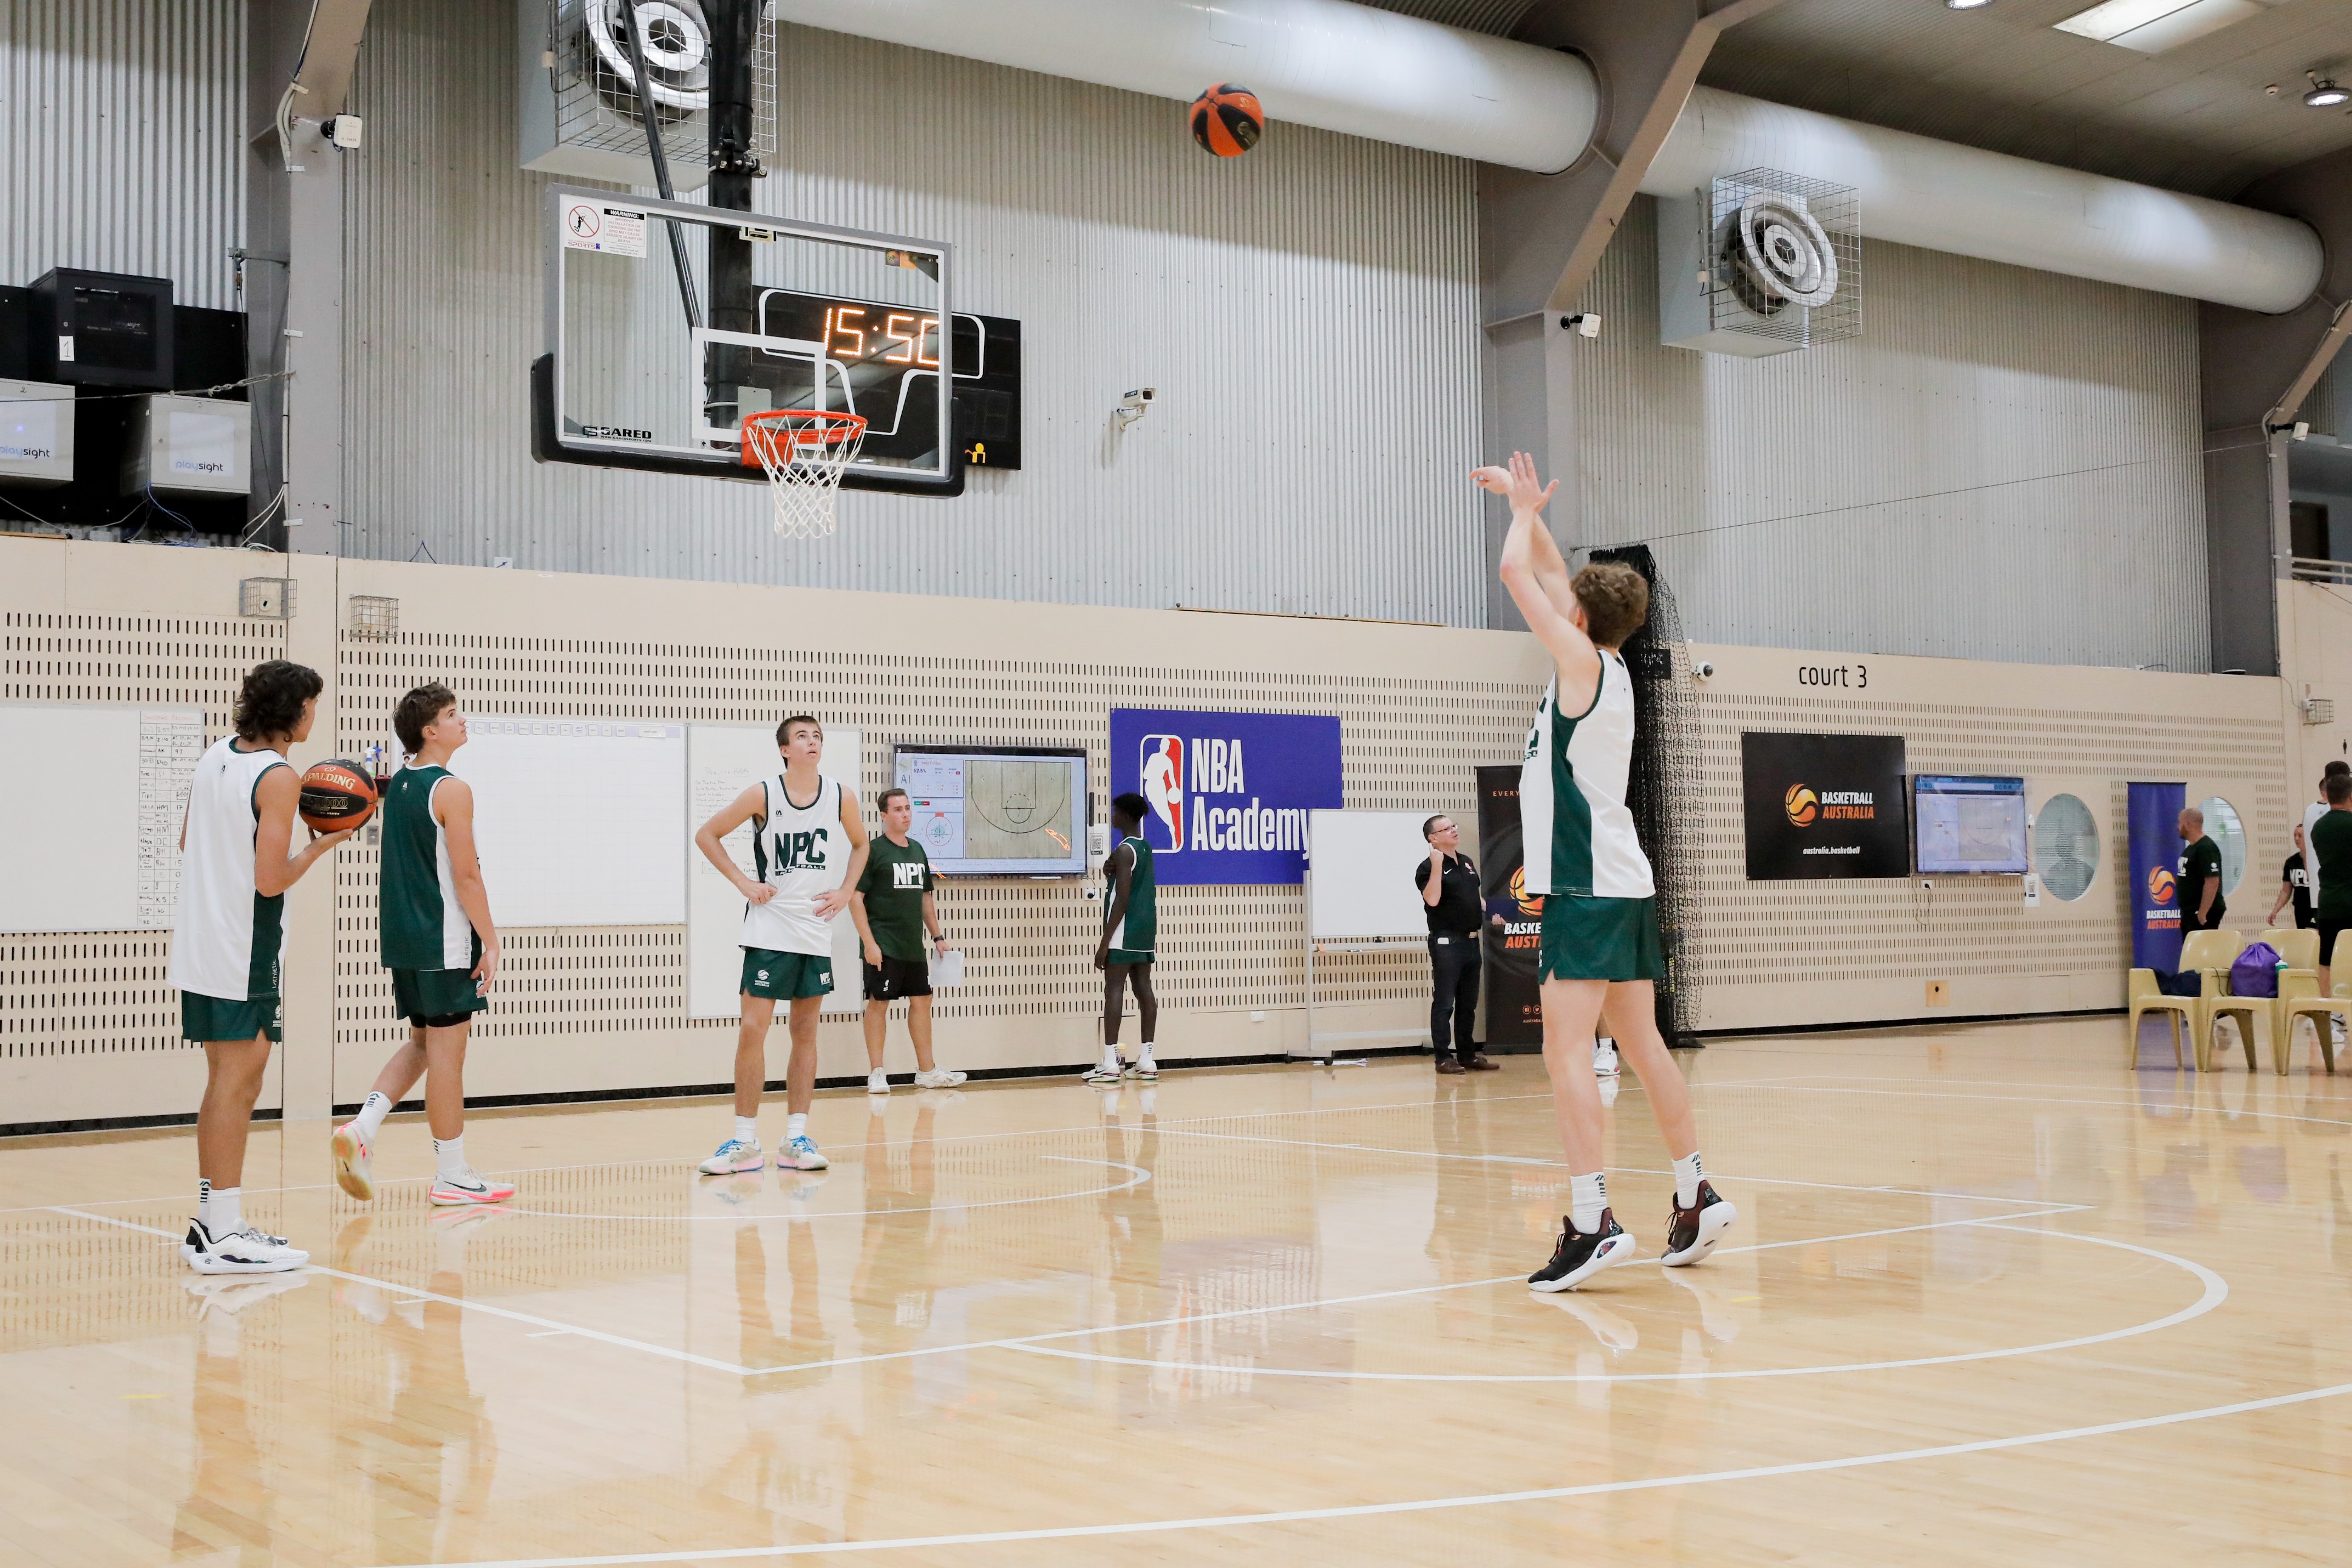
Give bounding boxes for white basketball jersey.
[1519,650,1654,900]
[739,774,845,957]
[168,736,293,1001]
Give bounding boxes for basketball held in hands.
[299,760,377,834]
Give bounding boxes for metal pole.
[622,1,701,332]
[704,0,761,422]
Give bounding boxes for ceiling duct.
[1660,169,1861,358]
[517,0,776,190]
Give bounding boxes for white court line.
[1712,1081,2352,1128]
[490,1155,1147,1224]
[1006,1221,2223,1384]
[367,1380,2352,1567]
[46,1207,757,1376]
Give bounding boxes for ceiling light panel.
[2053,0,2263,53]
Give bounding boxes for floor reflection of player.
[172,1275,305,1563]
[1100,1093,1164,1409]
[851,1099,937,1365]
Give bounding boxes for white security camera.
[325,114,363,150]
[1693,660,1715,681]
[1560,313,1602,339]
[1115,387,1156,432]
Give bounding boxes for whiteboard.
[687,723,863,1019]
[0,704,204,934]
[424,716,688,928]
[1307,809,1442,940]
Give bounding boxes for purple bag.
[2229,942,2282,999]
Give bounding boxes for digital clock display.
[754,290,1022,471]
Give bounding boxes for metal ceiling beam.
[1480,0,1791,327]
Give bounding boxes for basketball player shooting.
[693,716,869,1175]
[1476,451,1735,1291]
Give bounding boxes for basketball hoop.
[738,409,868,540]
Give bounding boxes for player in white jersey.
[1477,452,1735,1292]
[692,714,869,1174]
[169,660,353,1274]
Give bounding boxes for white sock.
[1673,1152,1705,1207]
[786,1113,809,1142]
[735,1115,760,1145]
[197,1178,212,1229]
[1569,1172,1606,1234]
[355,1091,393,1142]
[434,1134,467,1179]
[211,1186,243,1235]
[1101,1046,1121,1071]
[1138,1042,1156,1066]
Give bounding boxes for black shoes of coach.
[1660,1180,1738,1268]
[1528,1208,1635,1292]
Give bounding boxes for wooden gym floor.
[2,1017,2349,1565]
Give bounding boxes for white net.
[741,411,866,540]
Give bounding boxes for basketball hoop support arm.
[704,0,763,418]
[622,1,702,332]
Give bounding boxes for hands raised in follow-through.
[1470,451,1557,515]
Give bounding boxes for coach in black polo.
[1417,814,1497,1075]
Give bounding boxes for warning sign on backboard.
[562,202,647,258]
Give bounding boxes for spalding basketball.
[1189,83,1263,158]
[299,759,377,833]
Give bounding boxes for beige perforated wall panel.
[1,537,2319,1129]
[1,542,294,1125]
[1684,643,2293,1030]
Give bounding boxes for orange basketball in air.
[299,759,377,833]
[1189,83,1265,157]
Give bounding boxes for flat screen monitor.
[892,745,1089,877]
[1912,775,2028,875]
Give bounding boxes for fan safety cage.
[548,0,777,171]
[1700,168,1861,350]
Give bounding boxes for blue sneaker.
[698,1137,764,1175]
[780,1134,830,1171]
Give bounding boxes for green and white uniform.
[169,736,291,1042]
[1106,836,1157,965]
[1520,650,1664,982]
[739,774,841,1000]
[379,762,487,1023]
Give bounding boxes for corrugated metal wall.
[339,3,1486,625]
[1567,197,2209,671]
[0,0,244,308]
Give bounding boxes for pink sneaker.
[429,1167,516,1206]
[331,1120,375,1202]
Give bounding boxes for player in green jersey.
[1090,792,1160,1084]
[852,787,964,1093]
[333,683,512,1209]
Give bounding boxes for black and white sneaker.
[1528,1209,1636,1292]
[180,1218,311,1275]
[1660,1181,1738,1268]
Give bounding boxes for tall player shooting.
[332,683,513,1209]
[693,716,869,1173]
[1477,451,1735,1291]
[1090,792,1160,1084]
[171,660,352,1274]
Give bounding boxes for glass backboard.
[535,186,957,493]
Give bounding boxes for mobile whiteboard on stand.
[1298,809,1440,1061]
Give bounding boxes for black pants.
[1428,934,1481,1064]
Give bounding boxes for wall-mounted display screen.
[892,745,1088,877]
[1913,775,2028,875]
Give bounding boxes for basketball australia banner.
[1109,709,1343,886]
[1741,732,1909,880]
[2127,781,2187,971]
[1476,765,1542,1046]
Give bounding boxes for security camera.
[1693,660,1715,681]
[1559,313,1602,339]
[324,114,363,150]
[1115,387,1156,432]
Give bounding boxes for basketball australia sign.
[1110,708,1343,885]
[1741,731,1909,880]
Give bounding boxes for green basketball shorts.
[1537,893,1664,983]
[180,990,284,1044]
[742,947,835,1000]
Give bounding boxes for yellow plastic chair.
[2263,928,2323,1073]
[2126,929,2242,1070]
[2275,929,2344,1077]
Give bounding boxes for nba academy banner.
[1109,708,1344,885]
[1740,731,1909,880]
[2127,781,2187,970]
[1476,764,1543,1047]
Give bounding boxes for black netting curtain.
[1586,544,1702,1047]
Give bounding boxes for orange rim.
[738,409,868,464]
